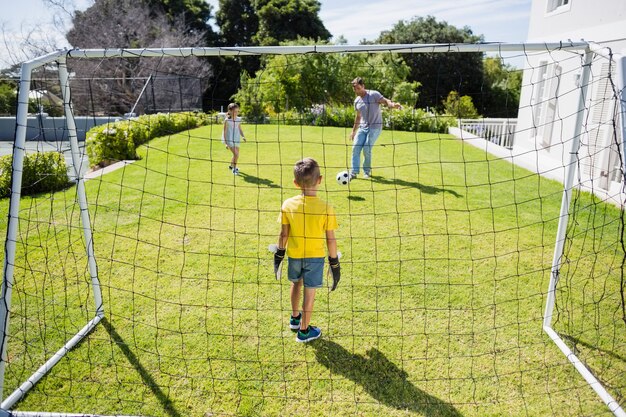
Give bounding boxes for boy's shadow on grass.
[239,171,280,188]
[370,175,461,198]
[312,339,463,417]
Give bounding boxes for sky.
[1,0,532,67]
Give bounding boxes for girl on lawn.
[222,102,246,175]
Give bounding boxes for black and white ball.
[336,171,350,185]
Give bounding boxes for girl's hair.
[227,103,239,112]
[293,158,320,188]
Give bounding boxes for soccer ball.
[336,171,350,185]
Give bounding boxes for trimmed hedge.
[0,152,70,198]
[86,112,211,169]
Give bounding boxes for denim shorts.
[288,257,325,288]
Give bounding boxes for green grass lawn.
[1,122,624,416]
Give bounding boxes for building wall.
[515,0,626,196]
[528,0,626,46]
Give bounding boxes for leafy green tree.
[481,57,523,118]
[210,0,261,110]
[216,0,258,46]
[392,81,421,107]
[377,16,484,111]
[253,0,331,45]
[233,39,410,119]
[146,0,217,41]
[211,0,331,110]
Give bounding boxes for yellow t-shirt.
[280,194,338,259]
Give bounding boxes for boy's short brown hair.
[294,158,320,188]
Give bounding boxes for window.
[532,61,561,148]
[547,0,570,14]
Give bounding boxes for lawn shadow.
[347,195,366,202]
[370,175,461,198]
[239,171,280,188]
[312,339,463,416]
[101,318,182,417]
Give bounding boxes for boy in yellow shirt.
[273,158,340,342]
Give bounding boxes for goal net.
[0,43,624,417]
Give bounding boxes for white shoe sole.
[296,329,322,343]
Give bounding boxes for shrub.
[324,105,355,127]
[86,124,138,168]
[86,112,209,168]
[384,108,453,133]
[0,152,69,198]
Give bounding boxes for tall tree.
[216,0,258,47]
[254,0,331,46]
[146,0,217,42]
[209,0,260,111]
[481,57,522,117]
[66,0,212,115]
[233,39,410,120]
[211,0,330,110]
[377,16,484,110]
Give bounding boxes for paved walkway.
[0,140,90,179]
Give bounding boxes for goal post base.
[0,314,104,412]
[543,326,626,417]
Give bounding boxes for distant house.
[514,0,626,199]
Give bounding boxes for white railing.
[458,118,517,149]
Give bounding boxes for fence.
[0,114,113,141]
[457,118,517,149]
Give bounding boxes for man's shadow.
[239,171,280,188]
[370,175,461,198]
[312,339,463,416]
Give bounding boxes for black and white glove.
[328,256,340,291]
[269,244,286,280]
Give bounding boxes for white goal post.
[0,42,624,417]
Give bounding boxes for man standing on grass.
[350,77,402,179]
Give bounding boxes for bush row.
[85,112,211,168]
[273,105,453,133]
[0,152,70,198]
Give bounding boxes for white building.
[514,0,626,200]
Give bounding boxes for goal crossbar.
[64,41,590,59]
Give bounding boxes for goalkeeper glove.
[273,247,286,280]
[328,256,340,291]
